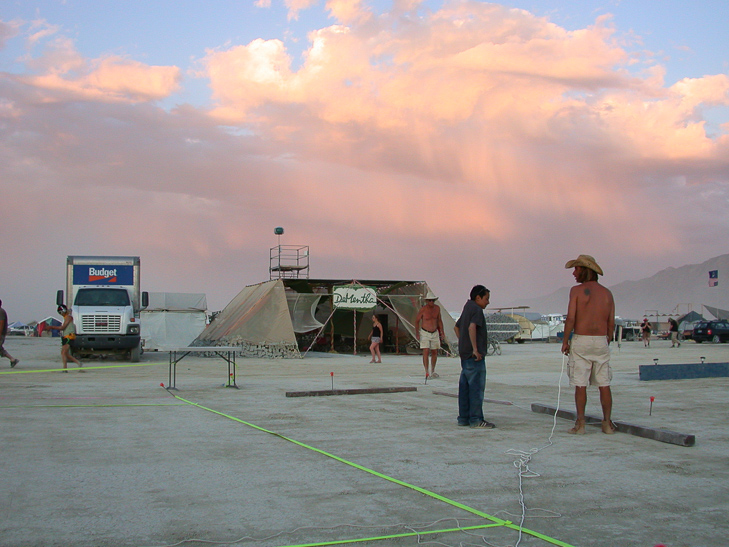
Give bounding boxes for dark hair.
[470,285,489,300]
[576,266,599,283]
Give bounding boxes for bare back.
[566,281,615,337]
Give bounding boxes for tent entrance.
[288,280,458,357]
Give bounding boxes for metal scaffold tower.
[269,227,309,280]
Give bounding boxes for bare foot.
[601,420,616,434]
[568,419,586,435]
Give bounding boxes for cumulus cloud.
[201,2,728,240]
[17,35,181,103]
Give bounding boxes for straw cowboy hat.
[564,254,604,276]
[424,290,438,300]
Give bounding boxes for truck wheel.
[130,344,142,362]
[712,335,721,344]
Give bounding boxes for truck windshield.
[74,288,130,307]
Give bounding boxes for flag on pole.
[709,270,718,287]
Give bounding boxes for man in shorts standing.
[561,255,615,435]
[0,299,20,368]
[415,290,445,378]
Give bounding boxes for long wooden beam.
[286,386,417,398]
[531,403,696,447]
[431,391,514,405]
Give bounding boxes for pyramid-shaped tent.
[195,280,299,358]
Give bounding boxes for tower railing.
[270,245,310,279]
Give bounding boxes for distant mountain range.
[519,254,729,320]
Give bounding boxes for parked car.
[692,320,729,343]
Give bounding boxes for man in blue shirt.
[454,285,494,429]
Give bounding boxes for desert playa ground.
[1,336,727,547]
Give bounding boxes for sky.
[1,0,728,323]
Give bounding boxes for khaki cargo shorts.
[567,334,612,387]
[419,329,441,350]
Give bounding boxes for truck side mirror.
[56,290,64,306]
[142,291,149,309]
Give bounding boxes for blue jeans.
[458,357,486,425]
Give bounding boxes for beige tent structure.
[194,278,458,358]
[195,280,299,358]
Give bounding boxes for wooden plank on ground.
[432,391,513,405]
[286,386,417,398]
[531,403,696,447]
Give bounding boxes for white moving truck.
[56,256,149,361]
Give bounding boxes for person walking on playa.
[368,315,383,363]
[668,317,681,348]
[561,255,616,435]
[454,285,494,429]
[415,290,445,378]
[0,299,20,368]
[46,305,83,372]
[640,318,652,347]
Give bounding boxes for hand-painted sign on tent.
[333,285,377,310]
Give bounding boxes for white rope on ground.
[505,353,567,547]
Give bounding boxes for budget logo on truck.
[73,265,134,286]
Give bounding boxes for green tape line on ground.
[170,393,575,547]
[279,523,503,547]
[0,403,185,408]
[0,362,165,374]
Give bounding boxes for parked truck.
[56,256,149,362]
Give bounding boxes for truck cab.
[57,256,148,362]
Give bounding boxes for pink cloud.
[325,0,373,25]
[201,3,728,216]
[26,19,60,47]
[0,19,20,49]
[1,3,728,323]
[18,37,181,103]
[672,74,729,106]
[203,6,629,132]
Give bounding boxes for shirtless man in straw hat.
[415,290,445,378]
[561,255,616,435]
